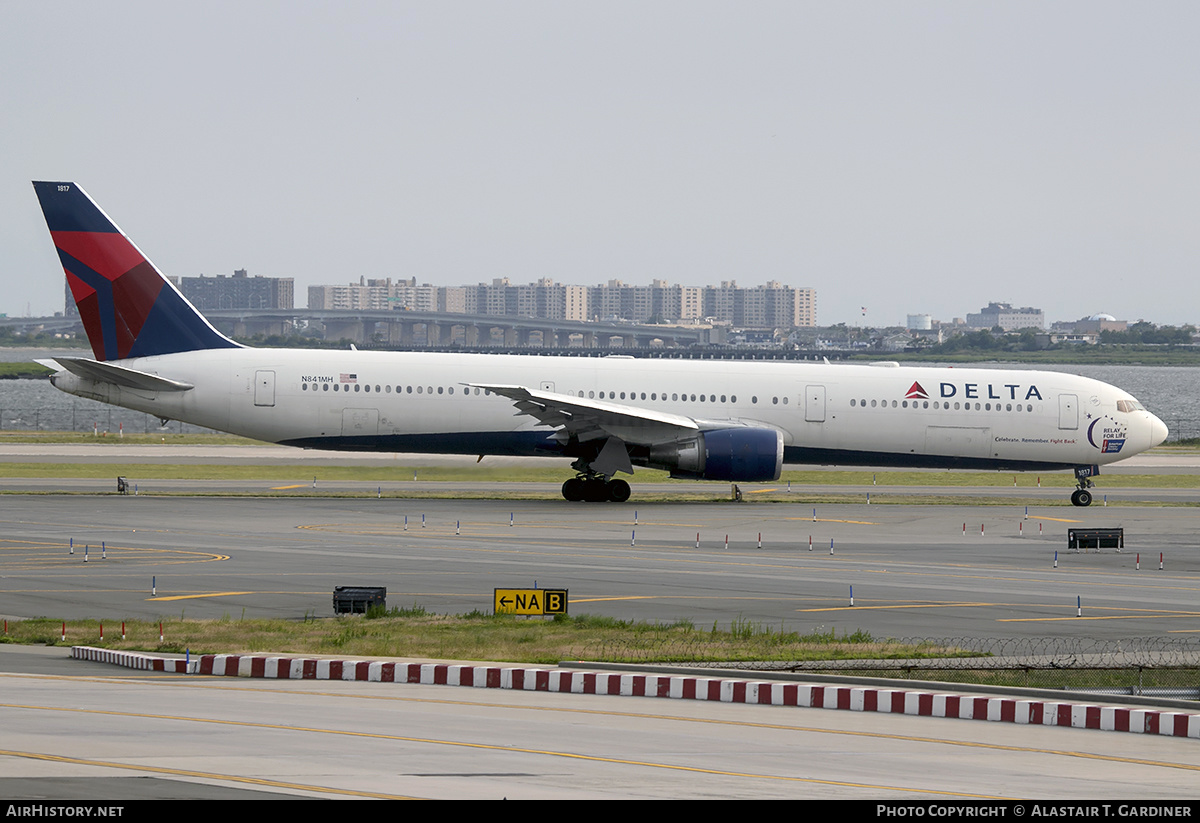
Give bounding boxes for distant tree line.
[0,326,86,348]
[914,322,1197,355]
[1099,322,1196,345]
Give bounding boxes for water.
[1,356,1197,439]
[0,349,214,433]
[948,362,1200,441]
[0,348,86,363]
[0,379,215,434]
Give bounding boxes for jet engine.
[645,428,784,482]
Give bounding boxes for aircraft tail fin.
[32,181,239,361]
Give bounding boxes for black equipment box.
[1067,528,1124,550]
[333,586,387,614]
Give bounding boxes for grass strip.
[0,614,971,665]
[11,614,1191,693]
[3,488,1192,506]
[0,461,1198,489]
[0,363,53,379]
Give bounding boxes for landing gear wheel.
[608,479,631,502]
[562,477,585,502]
[1071,488,1093,507]
[562,472,632,503]
[583,477,610,502]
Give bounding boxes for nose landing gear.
[1071,465,1099,507]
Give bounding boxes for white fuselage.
[48,349,1168,474]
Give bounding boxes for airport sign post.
[494,588,568,616]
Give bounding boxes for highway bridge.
[205,308,721,348]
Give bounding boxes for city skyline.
[175,271,1160,332]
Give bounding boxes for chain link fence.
[4,404,1197,440]
[0,405,214,435]
[1160,416,1200,442]
[4,406,1196,441]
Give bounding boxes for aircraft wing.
[36,358,194,392]
[468,383,700,445]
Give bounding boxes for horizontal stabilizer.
[36,358,194,392]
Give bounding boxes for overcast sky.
[2,1,1197,327]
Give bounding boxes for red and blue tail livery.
[32,181,238,362]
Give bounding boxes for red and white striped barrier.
[70,646,1200,739]
[72,646,190,673]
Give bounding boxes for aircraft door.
[540,381,555,393]
[254,370,276,407]
[1058,394,1078,430]
[804,385,826,422]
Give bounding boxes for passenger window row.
[299,382,805,407]
[849,398,1035,412]
[579,391,745,404]
[302,383,491,396]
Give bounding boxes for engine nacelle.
[646,428,783,482]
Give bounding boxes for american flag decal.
[340,373,358,384]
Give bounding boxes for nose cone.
[1149,414,1169,448]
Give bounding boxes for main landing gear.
[561,442,633,502]
[561,474,631,503]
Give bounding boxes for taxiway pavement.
[4,448,1200,799]
[2,494,1198,640]
[3,644,1199,800]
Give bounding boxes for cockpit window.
[1116,399,1145,413]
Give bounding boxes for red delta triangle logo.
[905,381,929,400]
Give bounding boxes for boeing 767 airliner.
[31,181,1168,504]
